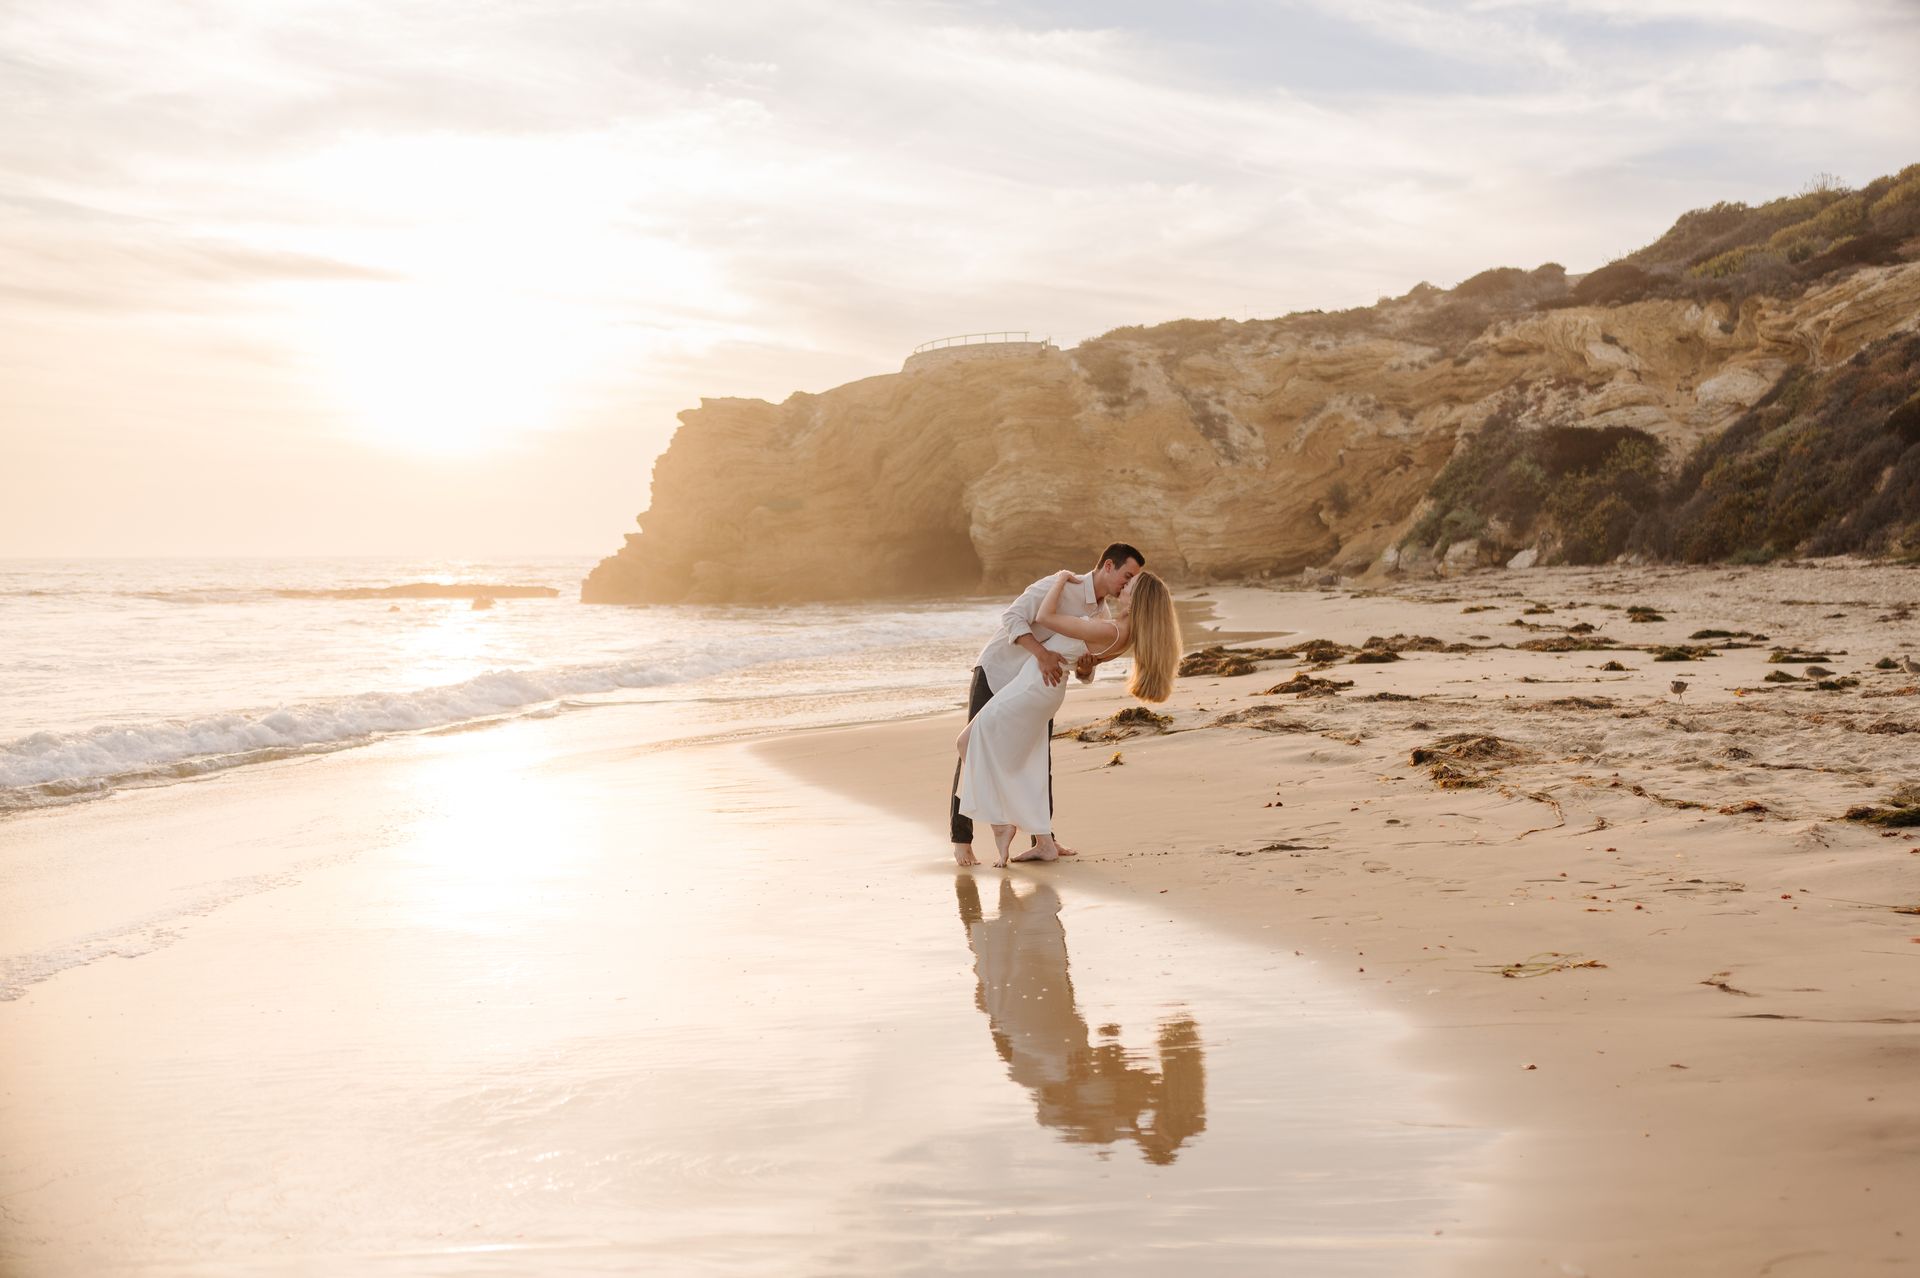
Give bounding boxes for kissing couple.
[950,542,1182,868]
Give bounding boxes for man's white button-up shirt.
[975,572,1108,694]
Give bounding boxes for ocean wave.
[1,583,564,603]
[0,611,988,810]
[274,583,563,600]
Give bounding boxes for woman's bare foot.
[1012,834,1061,863]
[952,842,979,867]
[1052,839,1079,858]
[991,824,1016,869]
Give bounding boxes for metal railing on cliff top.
[911,331,1050,354]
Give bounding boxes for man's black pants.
[950,665,1052,845]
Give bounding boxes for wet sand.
[763,558,1920,1277]
[1,696,1478,1275]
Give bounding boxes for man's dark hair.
[1098,541,1145,569]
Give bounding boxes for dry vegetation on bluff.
[585,166,1920,604]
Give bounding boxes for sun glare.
[294,282,601,455]
[269,133,729,457]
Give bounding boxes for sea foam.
[0,610,984,809]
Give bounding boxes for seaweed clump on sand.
[1071,706,1173,741]
[1289,639,1353,665]
[1652,645,1719,662]
[1208,704,1312,733]
[1362,633,1462,652]
[1263,673,1355,697]
[1179,645,1295,677]
[1409,733,1529,788]
[1519,634,1622,652]
[1843,783,1920,827]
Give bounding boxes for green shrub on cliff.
[1588,165,1918,314]
[1405,406,1666,562]
[1631,332,1920,562]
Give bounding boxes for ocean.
[0,556,1019,813]
[0,556,1482,1273]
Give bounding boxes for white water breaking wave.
[0,612,984,811]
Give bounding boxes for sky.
[2,0,1916,559]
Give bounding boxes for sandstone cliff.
[585,173,1920,604]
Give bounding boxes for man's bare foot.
[952,842,979,867]
[1053,840,1079,858]
[991,825,1016,869]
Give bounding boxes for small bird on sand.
[1805,665,1834,677]
[1904,654,1920,676]
[1670,679,1689,702]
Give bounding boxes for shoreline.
[759,561,1920,1277]
[3,681,1478,1275]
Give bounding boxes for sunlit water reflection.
[0,714,1481,1275]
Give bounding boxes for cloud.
[2,0,1917,554]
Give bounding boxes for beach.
[766,558,1920,1276]
[3,559,1918,1275]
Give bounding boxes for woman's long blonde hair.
[1124,572,1181,703]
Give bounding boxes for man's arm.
[999,576,1052,644]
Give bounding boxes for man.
[950,541,1145,867]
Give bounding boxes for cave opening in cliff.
[885,524,984,597]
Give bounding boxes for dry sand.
[762,558,1920,1278]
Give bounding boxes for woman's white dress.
[956,629,1090,836]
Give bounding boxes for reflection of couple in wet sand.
[956,876,1206,1165]
[950,542,1182,868]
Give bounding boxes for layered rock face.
[583,261,1920,604]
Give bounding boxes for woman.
[955,569,1181,867]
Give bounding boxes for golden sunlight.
[268,133,707,456]
[293,281,601,455]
